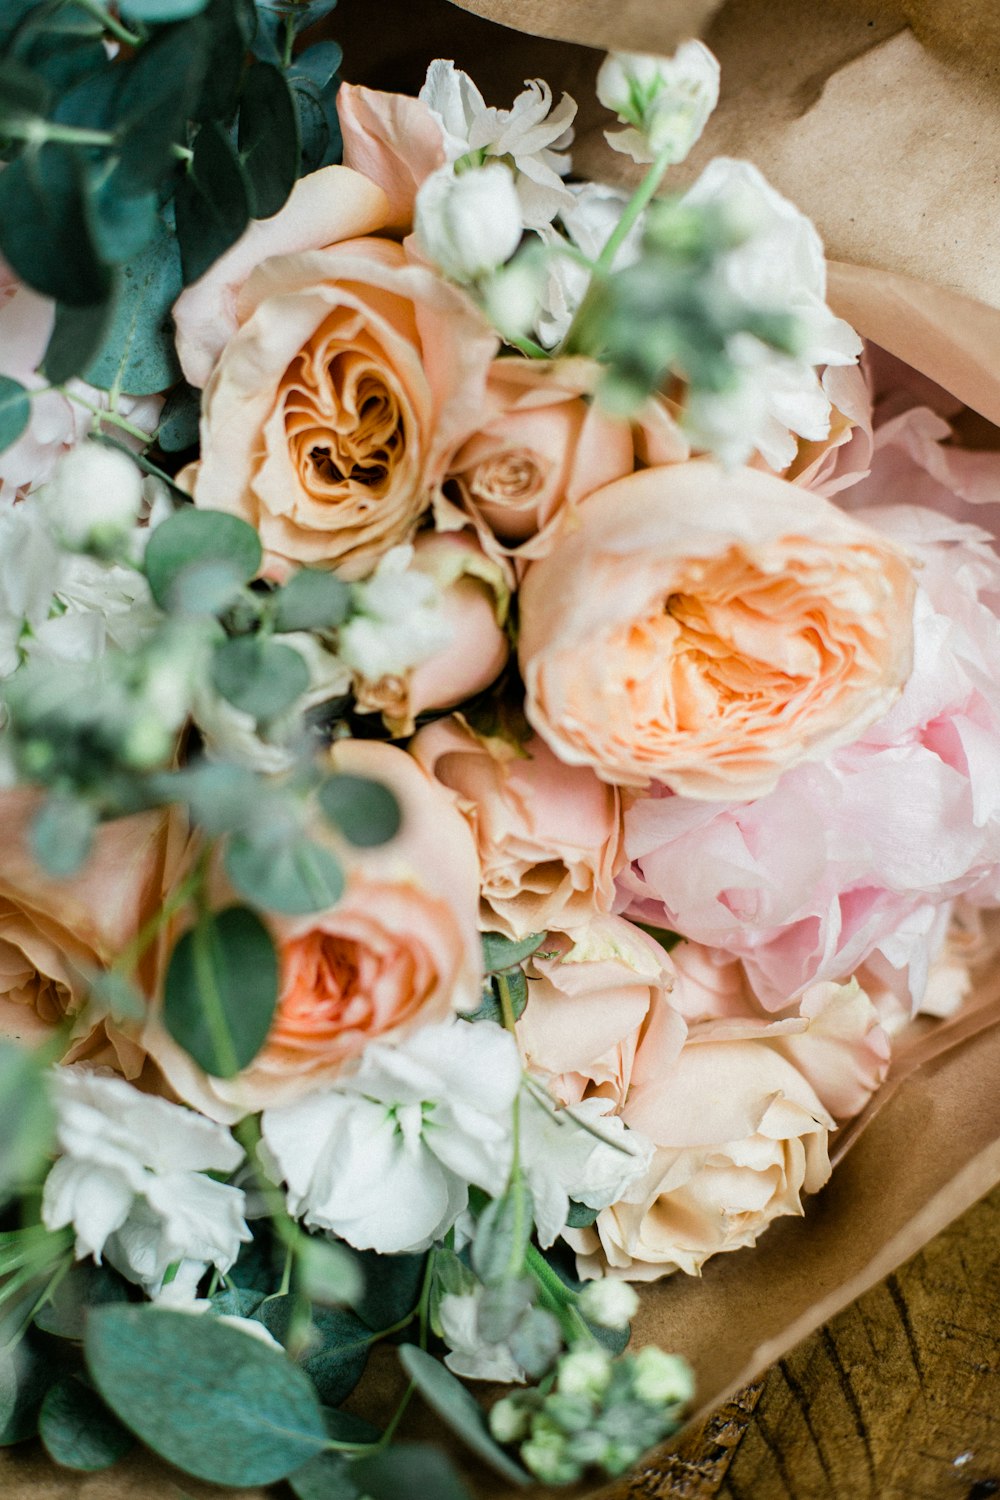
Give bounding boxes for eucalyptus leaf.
[297,1306,374,1406]
[157,381,201,453]
[289,1449,361,1500]
[0,58,52,131]
[29,795,96,878]
[352,1444,474,1500]
[175,121,253,285]
[0,377,30,455]
[0,1334,61,1446]
[84,1305,329,1485]
[295,1236,362,1308]
[194,0,255,122]
[396,1345,530,1485]
[145,507,262,613]
[85,216,183,396]
[0,1042,56,1209]
[87,182,159,269]
[273,568,349,632]
[289,40,343,87]
[507,1305,562,1379]
[352,1249,425,1334]
[476,1277,534,1344]
[39,1376,134,1472]
[120,0,210,18]
[209,1286,265,1319]
[113,22,209,195]
[85,969,146,1024]
[461,970,527,1026]
[34,1260,131,1342]
[239,61,300,219]
[317,773,401,847]
[211,635,310,721]
[163,906,279,1078]
[44,296,116,386]
[0,145,110,306]
[481,932,546,973]
[471,1180,534,1288]
[565,1199,600,1229]
[224,832,345,916]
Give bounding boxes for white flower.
[420,60,576,229]
[193,631,351,773]
[438,1288,527,1383]
[557,1346,612,1400]
[415,163,523,283]
[261,1021,521,1254]
[535,183,642,349]
[597,43,720,165]
[40,442,144,550]
[681,157,862,468]
[519,1090,654,1248]
[0,504,60,676]
[41,1068,250,1294]
[631,1347,694,1406]
[339,545,452,683]
[577,1278,639,1330]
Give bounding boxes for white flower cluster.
[596,43,720,165]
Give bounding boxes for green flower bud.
[489,1395,530,1445]
[557,1347,613,1401]
[521,1423,582,1486]
[631,1347,694,1407]
[578,1277,640,1330]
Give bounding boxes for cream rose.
[144,740,483,1120]
[437,356,686,567]
[411,719,623,940]
[0,791,187,1078]
[518,462,917,797]
[187,234,498,580]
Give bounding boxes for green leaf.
[87,182,159,269]
[274,568,349,632]
[0,377,30,455]
[209,1285,265,1319]
[0,58,52,132]
[317,774,401,848]
[352,1249,425,1334]
[176,120,252,286]
[84,1305,328,1485]
[211,635,310,721]
[85,969,147,1024]
[163,906,279,1078]
[289,1449,361,1500]
[323,1407,380,1445]
[157,381,201,452]
[144,506,262,613]
[396,1346,530,1486]
[34,1261,131,1342]
[633,922,683,951]
[225,832,345,916]
[295,1236,362,1308]
[353,1443,475,1500]
[565,1199,600,1229]
[120,0,210,18]
[39,1376,133,1472]
[113,22,208,195]
[476,1277,534,1344]
[193,0,255,122]
[0,1334,61,1446]
[461,970,527,1026]
[0,145,110,306]
[85,217,183,396]
[0,1043,56,1209]
[507,1305,562,1379]
[283,0,339,31]
[481,931,546,973]
[44,296,117,386]
[29,796,96,878]
[290,1305,373,1407]
[471,1180,535,1288]
[239,61,300,220]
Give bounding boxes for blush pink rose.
[338,82,447,232]
[0,791,188,1078]
[411,718,624,940]
[187,237,498,580]
[621,500,1000,1013]
[436,356,687,568]
[518,461,916,798]
[144,739,483,1120]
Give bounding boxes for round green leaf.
[164,906,278,1078]
[40,1376,133,1472]
[144,507,262,613]
[44,296,117,387]
[0,377,30,455]
[225,833,344,915]
[157,382,201,453]
[175,120,252,286]
[113,22,209,196]
[30,795,96,878]
[353,1443,475,1500]
[211,636,310,721]
[274,569,350,632]
[84,1305,328,1486]
[84,217,183,396]
[0,145,110,307]
[119,0,209,18]
[239,62,300,220]
[317,774,401,848]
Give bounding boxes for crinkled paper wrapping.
[5,1,1000,1494]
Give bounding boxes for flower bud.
[42,442,144,552]
[521,1420,582,1486]
[578,1277,640,1330]
[489,1395,530,1444]
[415,163,523,283]
[630,1347,695,1407]
[597,42,720,165]
[556,1347,612,1401]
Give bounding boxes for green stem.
[72,0,144,46]
[592,142,674,278]
[282,13,295,67]
[5,121,116,149]
[278,1243,293,1297]
[505,333,549,360]
[62,391,154,445]
[524,1244,596,1348]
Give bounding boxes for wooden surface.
[611,1186,1000,1500]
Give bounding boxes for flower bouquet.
[1,1,1000,1496]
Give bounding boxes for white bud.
[42,442,144,550]
[597,42,720,165]
[578,1277,640,1330]
[631,1347,695,1407]
[415,163,523,283]
[488,1395,530,1444]
[556,1347,612,1401]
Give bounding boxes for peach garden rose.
[518,461,917,799]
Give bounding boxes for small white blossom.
[0,504,60,676]
[261,1021,521,1255]
[557,1347,612,1400]
[519,1090,654,1248]
[631,1347,695,1406]
[415,163,523,283]
[681,157,862,468]
[339,545,452,683]
[41,442,144,551]
[577,1278,639,1330]
[41,1069,250,1294]
[420,60,576,229]
[536,183,642,349]
[597,43,720,165]
[438,1288,527,1383]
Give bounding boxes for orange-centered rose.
[518,462,916,798]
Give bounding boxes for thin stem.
[592,143,674,278]
[282,13,295,67]
[72,0,144,46]
[278,1243,293,1297]
[62,390,154,445]
[505,332,549,360]
[5,121,116,149]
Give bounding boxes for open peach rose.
[144,740,483,1120]
[436,356,687,568]
[411,719,623,939]
[0,791,187,1079]
[518,462,917,798]
[188,236,498,580]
